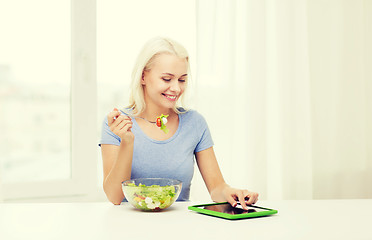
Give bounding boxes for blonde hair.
[127,36,190,115]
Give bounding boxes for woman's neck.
[140,107,175,122]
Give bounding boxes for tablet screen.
[201,203,266,215]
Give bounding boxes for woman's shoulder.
[178,108,210,136]
[178,108,206,122]
[119,107,133,116]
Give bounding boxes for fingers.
[121,122,133,132]
[116,117,132,131]
[228,189,259,210]
[225,194,238,208]
[237,191,248,210]
[215,186,259,210]
[111,115,132,132]
[245,191,259,205]
[107,108,121,126]
[108,108,132,134]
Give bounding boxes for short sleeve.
[194,114,214,153]
[99,116,121,147]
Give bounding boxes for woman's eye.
[162,78,171,81]
[179,79,186,82]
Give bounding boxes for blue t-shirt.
[99,109,214,201]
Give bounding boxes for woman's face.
[142,53,188,111]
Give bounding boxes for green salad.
[124,183,176,211]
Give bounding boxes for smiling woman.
[99,37,259,207]
[141,54,188,113]
[96,0,197,197]
[129,38,190,115]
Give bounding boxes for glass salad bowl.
[122,178,182,211]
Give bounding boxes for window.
[0,0,71,184]
[0,0,97,201]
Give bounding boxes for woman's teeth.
[163,94,177,100]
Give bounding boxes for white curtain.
[191,0,372,200]
[0,168,3,202]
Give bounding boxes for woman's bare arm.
[101,109,134,205]
[101,143,133,205]
[195,147,259,210]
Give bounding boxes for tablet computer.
[188,202,278,220]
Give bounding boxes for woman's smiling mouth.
[162,93,177,101]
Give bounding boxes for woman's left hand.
[212,184,259,210]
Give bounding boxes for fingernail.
[114,108,118,111]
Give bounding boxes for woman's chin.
[160,101,177,109]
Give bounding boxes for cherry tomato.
[156,117,161,127]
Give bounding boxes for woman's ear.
[141,71,146,85]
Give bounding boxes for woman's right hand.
[107,108,134,143]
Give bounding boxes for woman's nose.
[169,80,181,93]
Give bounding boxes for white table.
[1,200,371,240]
